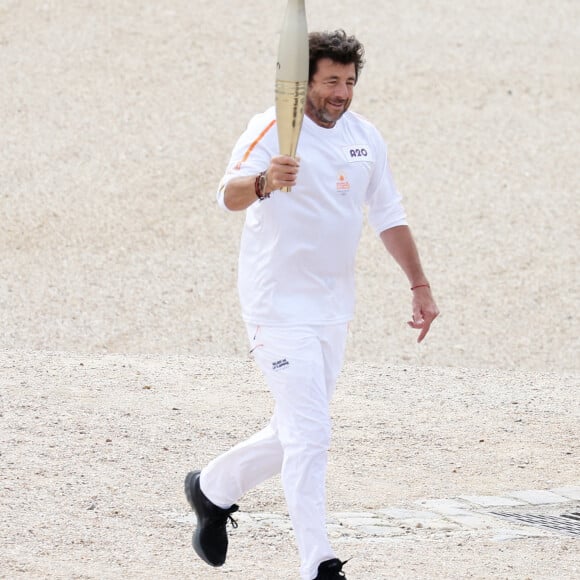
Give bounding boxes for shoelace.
[211,505,239,529]
[226,513,238,529]
[335,560,347,579]
[319,558,349,579]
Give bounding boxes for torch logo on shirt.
[336,173,350,195]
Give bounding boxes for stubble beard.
[306,97,349,128]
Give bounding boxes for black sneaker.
[184,470,239,567]
[313,558,348,579]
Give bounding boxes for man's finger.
[417,322,431,343]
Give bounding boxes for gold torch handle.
[275,0,309,193]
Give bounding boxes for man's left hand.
[407,287,439,343]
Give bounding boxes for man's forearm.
[221,156,300,211]
[223,174,267,211]
[380,225,429,287]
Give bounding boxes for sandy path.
[1,350,578,578]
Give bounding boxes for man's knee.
[278,417,331,454]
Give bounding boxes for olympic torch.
[275,0,309,192]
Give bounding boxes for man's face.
[305,58,356,128]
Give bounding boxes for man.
[185,30,439,580]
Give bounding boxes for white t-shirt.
[217,107,407,327]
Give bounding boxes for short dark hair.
[308,30,365,83]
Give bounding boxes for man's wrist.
[254,171,271,200]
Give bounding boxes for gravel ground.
[0,0,579,578]
[1,351,578,579]
[1,0,578,371]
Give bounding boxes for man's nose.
[333,83,349,99]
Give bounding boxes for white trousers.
[200,323,348,580]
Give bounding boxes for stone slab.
[417,498,472,514]
[379,507,443,520]
[507,490,570,505]
[459,495,526,507]
[549,486,580,501]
